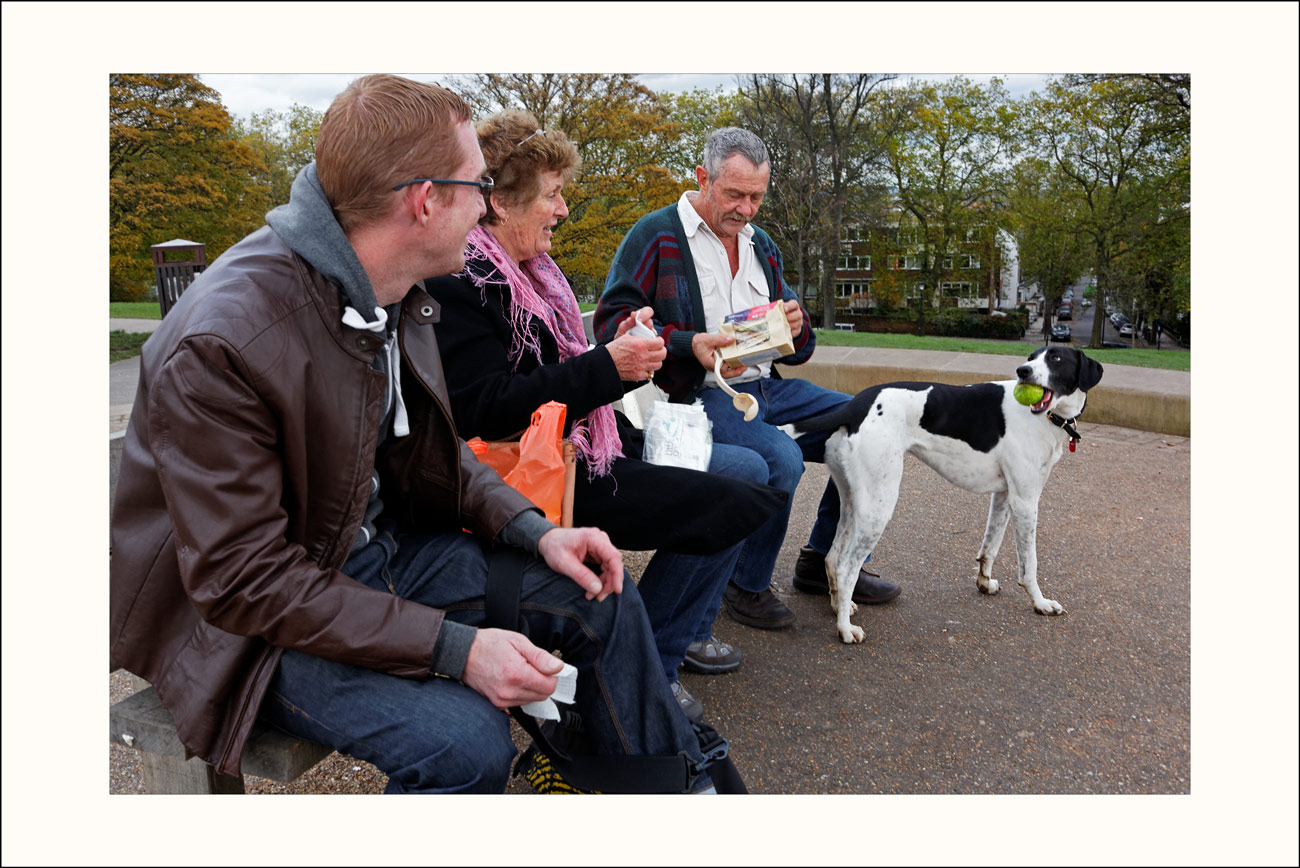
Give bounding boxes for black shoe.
[790,545,901,604]
[722,583,796,629]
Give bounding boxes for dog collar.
[1047,410,1081,452]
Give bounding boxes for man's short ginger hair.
[315,74,473,232]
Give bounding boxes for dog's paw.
[1033,598,1065,615]
[838,623,865,644]
[977,576,999,595]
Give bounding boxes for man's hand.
[462,628,563,708]
[784,299,805,339]
[537,526,624,601]
[691,332,746,379]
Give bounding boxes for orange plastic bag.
[467,401,576,527]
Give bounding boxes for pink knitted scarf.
[461,225,622,478]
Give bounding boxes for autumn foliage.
[110,75,277,300]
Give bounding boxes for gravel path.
[109,421,1190,795]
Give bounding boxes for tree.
[881,76,1017,335]
[739,74,902,328]
[662,87,744,182]
[1007,155,1091,340]
[236,103,322,209]
[110,74,269,301]
[1025,74,1190,347]
[459,74,689,300]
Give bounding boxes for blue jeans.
[697,377,852,593]
[258,528,707,793]
[634,442,768,677]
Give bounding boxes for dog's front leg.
[977,490,1011,595]
[1008,495,1064,615]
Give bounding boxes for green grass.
[111,330,150,363]
[811,329,1189,372]
[108,304,1187,372]
[110,302,163,319]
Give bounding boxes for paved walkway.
[110,318,1190,435]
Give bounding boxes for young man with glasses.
[110,74,717,794]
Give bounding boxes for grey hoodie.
[265,164,554,678]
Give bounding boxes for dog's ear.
[1077,352,1104,392]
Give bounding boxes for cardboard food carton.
[716,300,795,366]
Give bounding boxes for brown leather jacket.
[109,226,534,776]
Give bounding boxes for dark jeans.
[697,377,851,593]
[259,528,706,793]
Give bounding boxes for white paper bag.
[642,401,713,471]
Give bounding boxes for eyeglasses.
[516,129,544,147]
[392,176,495,194]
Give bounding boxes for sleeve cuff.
[496,508,555,557]
[430,619,477,680]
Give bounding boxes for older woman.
[426,110,783,723]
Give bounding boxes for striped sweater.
[594,204,815,403]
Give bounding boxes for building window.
[941,256,953,269]
[838,253,871,270]
[960,254,980,269]
[941,281,975,297]
[893,254,921,270]
[835,280,876,309]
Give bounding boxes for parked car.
[1057,308,1072,321]
[1081,298,1091,308]
[1050,323,1071,342]
[1110,313,1127,328]
[1118,323,1135,338]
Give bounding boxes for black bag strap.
[485,547,699,793]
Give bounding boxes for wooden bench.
[109,431,333,793]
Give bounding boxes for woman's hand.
[606,308,666,381]
[537,527,624,601]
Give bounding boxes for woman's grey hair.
[702,127,769,178]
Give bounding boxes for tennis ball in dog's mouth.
[1014,383,1045,406]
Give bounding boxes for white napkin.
[521,662,578,721]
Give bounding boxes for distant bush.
[931,308,1025,339]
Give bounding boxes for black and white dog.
[785,346,1104,644]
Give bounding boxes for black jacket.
[425,258,786,555]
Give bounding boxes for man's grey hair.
[702,127,769,179]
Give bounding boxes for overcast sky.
[199,72,1049,120]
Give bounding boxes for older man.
[110,75,714,793]
[595,127,901,630]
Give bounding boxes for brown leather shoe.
[790,545,901,604]
[722,583,796,629]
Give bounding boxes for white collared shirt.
[677,191,771,385]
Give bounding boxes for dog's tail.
[781,387,885,440]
